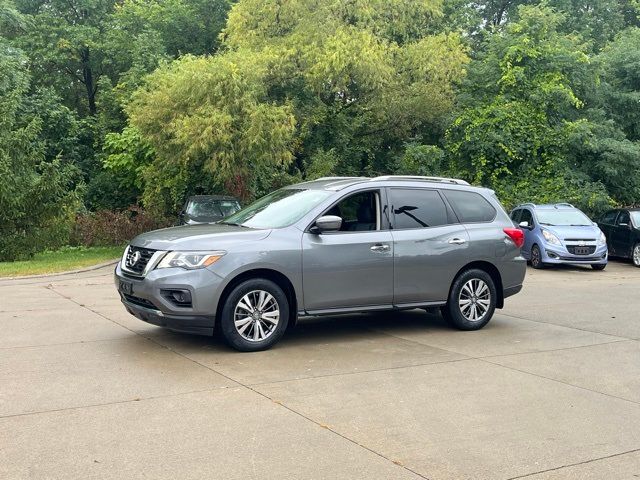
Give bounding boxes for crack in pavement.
[505,447,640,479]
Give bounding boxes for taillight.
[503,228,525,248]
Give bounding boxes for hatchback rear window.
[443,190,496,223]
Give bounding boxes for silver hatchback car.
[115,176,526,351]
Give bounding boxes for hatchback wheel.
[441,269,497,330]
[220,278,289,352]
[530,244,545,269]
[633,243,640,268]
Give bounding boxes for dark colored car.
[597,208,640,267]
[179,195,241,225]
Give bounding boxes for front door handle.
[370,244,390,252]
[448,238,466,245]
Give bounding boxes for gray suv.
[115,176,526,351]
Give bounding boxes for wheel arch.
[216,268,299,328]
[450,261,504,309]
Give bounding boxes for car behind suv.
[597,208,640,267]
[115,176,526,351]
[179,195,241,225]
[510,203,608,270]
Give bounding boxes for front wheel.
[530,244,546,269]
[633,244,640,268]
[591,264,606,271]
[441,269,497,331]
[219,278,289,352]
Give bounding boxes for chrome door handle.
[370,244,390,252]
[448,238,466,245]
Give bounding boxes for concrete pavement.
[1,261,639,479]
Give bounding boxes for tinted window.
[389,189,449,229]
[616,210,631,226]
[601,211,618,225]
[325,191,379,231]
[444,190,496,223]
[510,209,522,222]
[520,209,533,226]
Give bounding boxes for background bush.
[70,206,171,247]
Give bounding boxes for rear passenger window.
[443,190,496,223]
[389,189,449,229]
[511,209,522,223]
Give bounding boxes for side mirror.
[311,215,342,234]
[519,221,530,229]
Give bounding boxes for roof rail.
[555,202,574,208]
[371,175,470,186]
[519,202,536,208]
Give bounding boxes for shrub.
[70,206,171,247]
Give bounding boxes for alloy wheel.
[531,246,541,267]
[233,290,280,342]
[458,279,491,322]
[634,244,640,267]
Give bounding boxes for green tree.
[0,43,79,260]
[445,4,612,212]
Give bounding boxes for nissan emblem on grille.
[127,250,141,268]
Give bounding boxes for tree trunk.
[81,47,97,115]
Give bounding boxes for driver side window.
[616,211,630,226]
[520,209,533,227]
[324,191,380,232]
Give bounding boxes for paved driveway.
[1,261,640,479]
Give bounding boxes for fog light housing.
[161,289,192,308]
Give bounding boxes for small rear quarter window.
[443,190,496,223]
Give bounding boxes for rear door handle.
[370,244,390,252]
[448,238,466,245]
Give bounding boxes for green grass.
[0,246,124,278]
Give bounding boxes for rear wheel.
[530,244,546,269]
[441,269,497,331]
[591,264,606,271]
[219,278,289,352]
[633,244,640,268]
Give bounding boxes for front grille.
[567,245,596,255]
[121,293,158,310]
[123,246,156,275]
[565,238,596,242]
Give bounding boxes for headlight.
[542,229,561,245]
[598,231,606,245]
[157,251,225,270]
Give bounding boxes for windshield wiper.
[539,222,556,226]
[219,221,249,228]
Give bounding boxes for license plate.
[119,280,133,295]
[574,246,590,255]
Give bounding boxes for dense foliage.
[1,0,639,259]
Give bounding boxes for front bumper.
[539,243,608,265]
[114,263,223,335]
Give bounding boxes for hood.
[542,224,601,241]
[131,223,271,251]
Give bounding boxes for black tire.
[530,244,546,269]
[219,278,289,352]
[591,264,606,271]
[633,243,640,268]
[441,269,497,331]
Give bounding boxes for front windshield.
[187,199,240,217]
[221,188,332,229]
[631,211,640,227]
[536,209,592,226]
